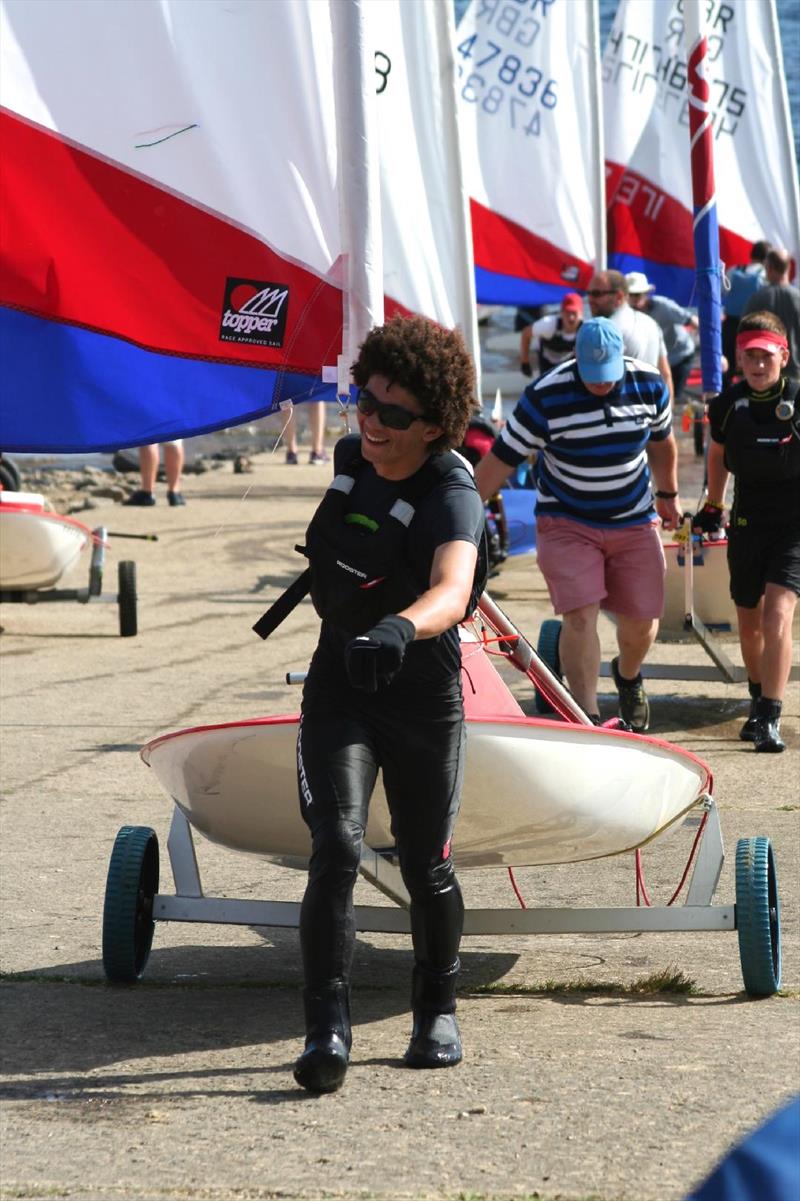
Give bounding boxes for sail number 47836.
[458,34,558,135]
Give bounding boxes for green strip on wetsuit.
[344,512,379,533]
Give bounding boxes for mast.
[588,0,606,271]
[331,0,383,398]
[683,1,722,397]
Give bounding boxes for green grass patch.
[471,966,697,997]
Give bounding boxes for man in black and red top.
[693,311,800,752]
[519,291,584,378]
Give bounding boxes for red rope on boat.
[635,810,709,907]
[507,866,526,909]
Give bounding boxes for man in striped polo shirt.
[474,318,682,731]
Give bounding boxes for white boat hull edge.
[0,493,92,590]
[143,717,709,869]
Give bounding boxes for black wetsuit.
[297,436,485,990]
[708,380,800,608]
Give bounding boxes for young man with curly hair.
[692,311,800,752]
[292,314,485,1093]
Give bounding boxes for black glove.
[520,361,533,377]
[692,502,725,535]
[344,615,416,692]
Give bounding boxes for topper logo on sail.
[219,278,289,348]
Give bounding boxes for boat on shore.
[0,490,94,590]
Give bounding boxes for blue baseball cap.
[575,317,624,384]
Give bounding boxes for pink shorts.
[536,515,666,619]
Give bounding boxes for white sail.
[603,0,800,303]
[371,0,480,370]
[455,0,604,305]
[0,0,478,450]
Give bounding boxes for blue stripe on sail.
[474,266,582,308]
[0,307,337,453]
[607,254,697,307]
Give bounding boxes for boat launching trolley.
[101,594,781,999]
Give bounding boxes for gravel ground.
[1,436,798,1201]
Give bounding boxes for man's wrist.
[654,489,678,499]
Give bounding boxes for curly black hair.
[351,314,476,450]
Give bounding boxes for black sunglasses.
[586,288,616,297]
[356,387,425,431]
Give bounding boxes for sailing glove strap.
[344,615,416,693]
[692,502,725,535]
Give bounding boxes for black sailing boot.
[752,698,785,754]
[404,962,462,1069]
[739,679,761,742]
[293,982,351,1093]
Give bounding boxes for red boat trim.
[0,503,97,541]
[141,711,712,795]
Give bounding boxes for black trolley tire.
[534,618,563,715]
[0,456,22,492]
[102,825,159,983]
[735,836,781,997]
[118,560,138,637]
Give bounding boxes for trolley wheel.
[118,560,138,637]
[102,825,159,983]
[735,836,781,997]
[0,455,21,491]
[534,618,562,715]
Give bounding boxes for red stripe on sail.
[0,108,343,376]
[470,198,593,290]
[607,161,753,271]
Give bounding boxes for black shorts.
[727,524,800,608]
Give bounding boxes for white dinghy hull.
[0,492,93,590]
[143,635,710,870]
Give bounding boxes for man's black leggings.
[296,671,466,990]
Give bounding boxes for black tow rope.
[252,567,311,640]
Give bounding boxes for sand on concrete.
[1,440,798,1201]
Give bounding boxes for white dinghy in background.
[0,490,138,637]
[0,491,92,590]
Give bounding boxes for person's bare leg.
[559,602,601,715]
[736,600,765,685]
[163,442,184,493]
[615,615,658,679]
[138,445,159,492]
[309,402,327,458]
[760,584,797,700]
[284,409,298,461]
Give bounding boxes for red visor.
[736,330,788,354]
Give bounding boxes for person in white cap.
[585,269,673,401]
[625,271,699,406]
[474,317,681,732]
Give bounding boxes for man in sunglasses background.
[586,268,674,403]
[474,317,681,733]
[292,314,486,1094]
